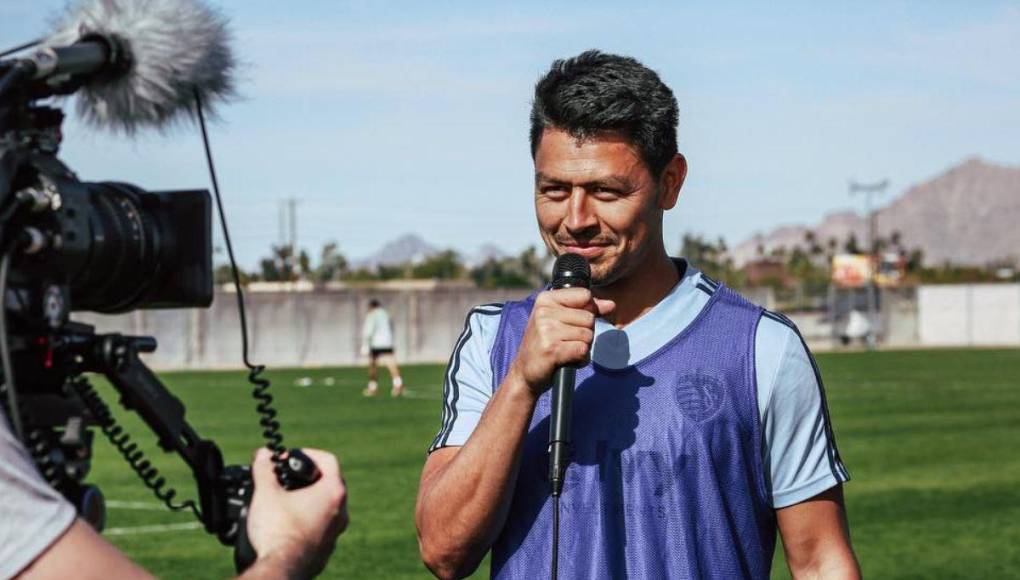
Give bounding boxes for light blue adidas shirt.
[430,260,849,508]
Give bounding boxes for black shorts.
[370,348,394,358]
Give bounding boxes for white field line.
[401,389,442,400]
[291,377,445,394]
[106,500,172,511]
[104,522,203,536]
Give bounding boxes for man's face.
[534,127,671,286]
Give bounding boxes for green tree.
[258,244,299,281]
[214,264,254,285]
[470,246,551,288]
[412,250,465,279]
[298,250,312,277]
[843,233,860,254]
[315,241,350,282]
[680,233,738,284]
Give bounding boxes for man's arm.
[16,520,152,580]
[415,289,613,579]
[776,485,860,579]
[416,373,540,579]
[756,316,858,579]
[17,448,348,580]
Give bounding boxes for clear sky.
[3,1,1018,268]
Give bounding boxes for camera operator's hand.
[510,287,615,396]
[240,448,348,579]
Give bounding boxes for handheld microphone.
[548,253,591,498]
[14,0,236,133]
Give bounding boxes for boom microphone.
[548,252,590,498]
[28,0,235,133]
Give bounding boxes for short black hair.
[530,50,679,177]
[368,299,380,308]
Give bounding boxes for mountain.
[466,243,508,267]
[730,158,1020,267]
[354,233,438,269]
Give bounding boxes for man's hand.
[511,287,615,394]
[242,448,349,579]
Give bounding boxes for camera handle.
[231,448,321,572]
[67,327,320,567]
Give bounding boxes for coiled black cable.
[70,376,201,518]
[193,90,287,476]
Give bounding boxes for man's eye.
[594,188,621,198]
[541,187,568,198]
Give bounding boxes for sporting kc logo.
[674,371,726,422]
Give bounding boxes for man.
[361,299,404,397]
[1,406,348,579]
[415,51,859,579]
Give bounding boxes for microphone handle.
[548,365,575,497]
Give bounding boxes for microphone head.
[45,0,236,134]
[551,253,591,290]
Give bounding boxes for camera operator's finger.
[250,447,281,495]
[295,448,340,481]
[295,448,349,533]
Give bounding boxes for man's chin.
[589,261,624,287]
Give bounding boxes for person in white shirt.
[361,299,404,397]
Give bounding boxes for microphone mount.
[0,34,129,102]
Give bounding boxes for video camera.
[0,1,317,571]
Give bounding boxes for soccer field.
[82,349,1020,579]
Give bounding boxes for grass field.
[83,349,1020,579]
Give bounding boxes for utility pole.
[278,200,287,248]
[288,197,298,261]
[849,179,889,349]
[278,197,300,278]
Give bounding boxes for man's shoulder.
[701,276,766,316]
[469,289,543,322]
[680,266,804,368]
[466,301,507,319]
[461,302,507,347]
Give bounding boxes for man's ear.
[657,154,687,210]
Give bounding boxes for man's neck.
[593,246,680,328]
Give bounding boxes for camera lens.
[12,170,212,313]
[71,182,162,312]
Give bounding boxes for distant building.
[742,258,791,287]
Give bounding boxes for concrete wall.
[71,283,1018,370]
[881,288,920,348]
[75,288,529,370]
[918,284,1020,346]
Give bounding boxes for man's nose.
[564,188,597,233]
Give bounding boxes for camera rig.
[12,320,253,550]
[1,47,316,571]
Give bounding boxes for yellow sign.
[875,252,906,287]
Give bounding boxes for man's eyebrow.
[534,173,632,189]
[535,172,569,185]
